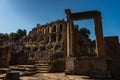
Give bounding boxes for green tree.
[78,27,90,39]
[9,32,19,40]
[0,33,9,41]
[17,29,27,39]
[74,25,79,31]
[4,33,9,40]
[0,33,4,41]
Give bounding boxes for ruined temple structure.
[0,9,120,78]
[21,9,120,78]
[23,20,66,61]
[64,9,107,75]
[23,19,94,62]
[64,9,120,78]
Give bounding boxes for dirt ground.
[20,73,93,80]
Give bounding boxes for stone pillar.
[66,21,73,57]
[56,23,59,33]
[49,36,51,43]
[94,15,106,57]
[49,27,51,33]
[65,9,75,75]
[56,34,59,43]
[66,21,70,57]
[65,9,73,57]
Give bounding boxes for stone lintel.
[70,10,101,20]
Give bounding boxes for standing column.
[65,9,73,57]
[56,34,59,43]
[49,36,51,43]
[68,20,73,57]
[94,15,106,57]
[65,9,75,75]
[66,21,70,57]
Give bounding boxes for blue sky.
[0,0,120,40]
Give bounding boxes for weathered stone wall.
[52,61,65,72]
[10,53,28,65]
[74,58,107,75]
[72,30,81,57]
[72,30,89,57]
[104,36,119,58]
[104,36,120,78]
[0,46,11,67]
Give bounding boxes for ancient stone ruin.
[26,20,66,62]
[0,9,120,79]
[64,9,120,78]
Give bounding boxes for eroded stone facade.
[104,36,120,77]
[24,20,66,61]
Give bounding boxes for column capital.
[65,9,71,20]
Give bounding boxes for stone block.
[5,71,20,80]
[65,57,76,75]
[90,70,111,79]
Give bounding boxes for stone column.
[65,9,75,75]
[56,34,59,43]
[49,27,51,33]
[66,21,73,57]
[56,23,59,33]
[66,21,70,57]
[94,15,106,57]
[49,36,51,43]
[65,9,73,57]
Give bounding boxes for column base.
[65,57,76,75]
[65,69,75,75]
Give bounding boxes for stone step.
[35,64,51,67]
[35,63,50,66]
[9,65,36,69]
[21,71,37,76]
[37,70,49,73]
[9,68,36,72]
[35,63,52,73]
[16,65,35,67]
[9,65,37,76]
[36,67,51,70]
[9,67,36,72]
[36,66,51,69]
[0,68,9,74]
[0,73,6,79]
[36,67,51,73]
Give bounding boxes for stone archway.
[64,9,106,74]
[65,9,105,58]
